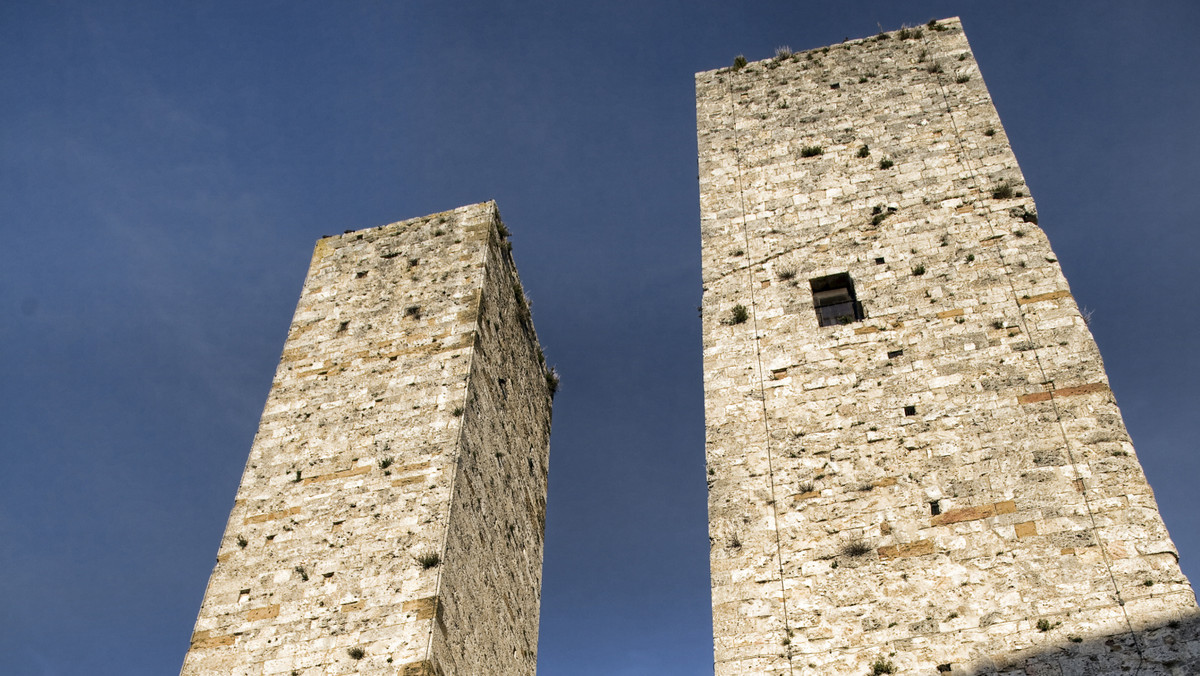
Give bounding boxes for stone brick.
[932,501,1016,527]
[1016,290,1071,306]
[244,604,279,621]
[189,630,235,649]
[403,596,439,620]
[878,540,935,560]
[242,506,300,525]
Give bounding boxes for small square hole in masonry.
[930,501,941,516]
[875,257,885,264]
[887,349,903,359]
[904,405,917,416]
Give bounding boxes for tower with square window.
[697,18,1198,675]
[180,203,553,675]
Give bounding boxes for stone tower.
[181,202,553,675]
[697,18,1198,676]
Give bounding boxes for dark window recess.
[904,405,917,416]
[930,501,941,516]
[937,664,952,673]
[887,349,904,359]
[810,273,864,327]
[875,257,886,265]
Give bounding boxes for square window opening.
[810,273,864,327]
[904,405,917,416]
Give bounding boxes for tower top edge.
[316,200,500,245]
[693,16,963,79]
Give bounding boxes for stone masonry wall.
[181,202,552,675]
[698,18,1199,676]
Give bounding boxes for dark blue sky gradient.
[2,2,1198,674]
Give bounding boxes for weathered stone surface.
[180,202,552,675]
[698,18,1199,675]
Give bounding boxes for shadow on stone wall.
[956,610,1200,676]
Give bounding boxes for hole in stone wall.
[875,257,885,264]
[937,664,952,673]
[930,501,941,516]
[904,405,917,416]
[811,273,864,327]
[887,349,903,359]
[355,271,367,278]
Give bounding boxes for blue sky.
[2,2,1198,674]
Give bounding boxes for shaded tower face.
[181,202,552,675]
[697,18,1198,676]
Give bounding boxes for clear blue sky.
[2,2,1198,674]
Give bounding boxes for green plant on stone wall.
[857,145,870,158]
[729,304,749,324]
[732,55,748,71]
[842,539,872,557]
[800,145,824,158]
[872,658,896,674]
[879,158,894,169]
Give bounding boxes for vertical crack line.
[724,73,795,674]
[923,31,1143,667]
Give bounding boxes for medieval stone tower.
[181,202,552,675]
[697,17,1199,676]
